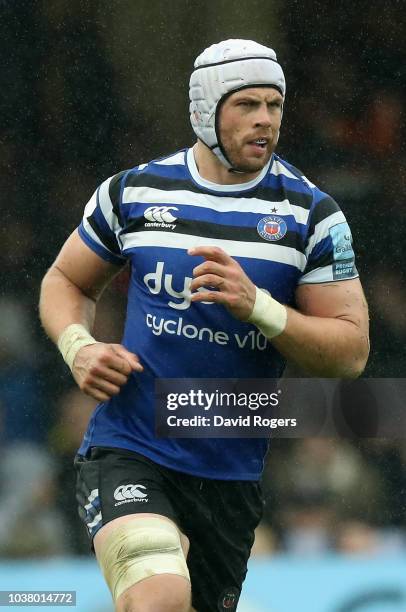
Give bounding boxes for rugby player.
[39,39,369,612]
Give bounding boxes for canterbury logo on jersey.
[144,206,178,229]
[113,484,148,506]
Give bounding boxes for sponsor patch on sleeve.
[329,222,356,280]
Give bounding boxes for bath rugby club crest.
[257,215,287,242]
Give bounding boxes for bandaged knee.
[98,518,190,602]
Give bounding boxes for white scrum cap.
[189,39,286,168]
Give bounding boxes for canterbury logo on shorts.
[113,484,149,506]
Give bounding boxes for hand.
[188,246,256,321]
[72,343,143,402]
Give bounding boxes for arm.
[271,279,369,377]
[39,230,143,401]
[188,246,369,378]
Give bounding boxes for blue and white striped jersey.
[77,147,358,480]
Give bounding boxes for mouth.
[252,138,268,148]
[246,137,269,155]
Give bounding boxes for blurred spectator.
[251,524,278,557]
[366,269,406,376]
[335,520,381,555]
[0,443,69,557]
[277,490,336,556]
[49,388,97,554]
[335,520,406,556]
[262,439,389,553]
[358,440,406,527]
[0,298,50,446]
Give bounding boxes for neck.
[193,140,262,185]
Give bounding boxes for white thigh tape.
[99,518,190,602]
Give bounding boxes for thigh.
[74,447,179,542]
[173,478,263,612]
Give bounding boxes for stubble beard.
[224,139,274,174]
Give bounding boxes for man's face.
[217,87,283,173]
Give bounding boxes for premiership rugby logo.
[257,214,287,242]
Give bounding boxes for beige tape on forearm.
[57,323,98,371]
[247,287,287,339]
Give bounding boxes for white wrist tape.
[247,287,287,339]
[57,323,98,371]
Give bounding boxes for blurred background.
[1,1,405,610]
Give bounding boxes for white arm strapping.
[247,287,287,339]
[57,323,98,371]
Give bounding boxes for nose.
[253,103,272,127]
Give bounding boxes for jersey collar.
[186,147,272,192]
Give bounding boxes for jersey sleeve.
[78,171,128,266]
[299,191,359,284]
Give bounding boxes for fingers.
[110,344,144,372]
[93,365,129,387]
[190,289,226,305]
[192,260,225,279]
[83,378,122,403]
[73,343,143,401]
[188,246,256,320]
[77,359,126,400]
[92,376,121,396]
[190,253,231,296]
[79,376,120,403]
[91,377,122,399]
[188,248,235,304]
[188,246,231,265]
[190,273,225,293]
